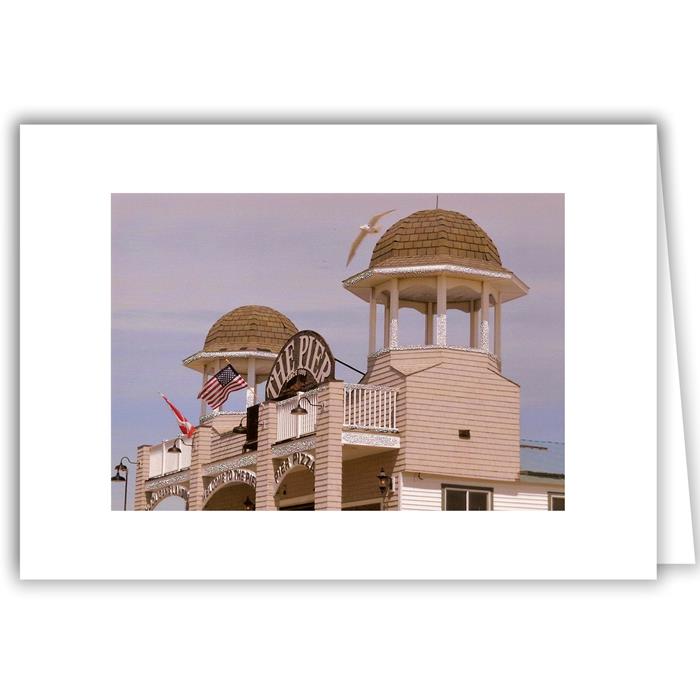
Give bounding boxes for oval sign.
[265,330,335,401]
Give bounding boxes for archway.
[274,452,315,509]
[146,485,190,511]
[202,468,257,510]
[203,482,256,511]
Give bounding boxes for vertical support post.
[246,357,257,407]
[368,286,377,355]
[436,275,447,346]
[314,381,344,510]
[425,301,434,345]
[480,282,490,351]
[254,401,278,510]
[383,299,390,348]
[200,364,209,418]
[161,440,166,476]
[133,444,151,511]
[189,425,215,511]
[389,278,399,348]
[494,291,502,359]
[470,300,479,348]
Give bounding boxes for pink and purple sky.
[112,193,564,509]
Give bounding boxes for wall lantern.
[168,437,193,454]
[243,496,255,511]
[232,416,247,434]
[377,467,392,496]
[290,392,325,416]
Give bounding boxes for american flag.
[197,363,247,410]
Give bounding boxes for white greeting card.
[20,124,664,579]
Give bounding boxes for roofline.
[182,349,278,366]
[343,263,522,287]
[520,470,565,480]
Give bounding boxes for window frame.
[441,484,494,511]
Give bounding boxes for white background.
[3,2,698,699]
[20,124,657,581]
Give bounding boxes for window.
[548,493,565,511]
[443,486,493,511]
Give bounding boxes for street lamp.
[167,437,193,454]
[112,457,136,511]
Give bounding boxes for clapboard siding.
[492,483,552,510]
[363,348,521,482]
[401,474,559,511]
[342,453,399,509]
[210,431,247,462]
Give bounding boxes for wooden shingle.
[370,209,505,271]
[203,305,298,353]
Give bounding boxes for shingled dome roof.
[203,305,298,353]
[370,209,505,271]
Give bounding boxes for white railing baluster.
[341,384,398,433]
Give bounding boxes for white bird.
[346,209,396,266]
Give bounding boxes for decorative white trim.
[200,409,246,424]
[183,350,277,366]
[342,425,399,434]
[341,431,401,448]
[480,320,489,351]
[271,436,316,457]
[368,345,498,361]
[202,452,258,476]
[145,469,190,491]
[202,468,257,504]
[274,452,315,489]
[343,382,399,392]
[389,317,399,347]
[436,313,447,346]
[146,484,190,510]
[343,264,513,288]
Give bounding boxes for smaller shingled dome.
[203,305,298,353]
[370,209,505,271]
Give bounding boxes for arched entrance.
[274,452,315,510]
[202,468,257,511]
[146,485,190,511]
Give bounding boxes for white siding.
[401,474,443,510]
[148,438,192,478]
[492,482,553,510]
[401,473,560,511]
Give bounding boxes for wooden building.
[132,209,564,511]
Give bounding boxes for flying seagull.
[346,209,396,266]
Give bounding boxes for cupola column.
[436,275,447,346]
[368,286,377,355]
[480,282,490,351]
[425,302,434,345]
[200,364,210,418]
[383,298,390,348]
[470,300,478,348]
[246,357,257,407]
[389,278,399,348]
[494,291,502,358]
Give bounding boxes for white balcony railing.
[276,389,320,442]
[276,385,399,442]
[343,384,397,432]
